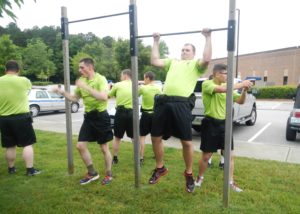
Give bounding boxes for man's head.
[121,69,132,81]
[144,71,155,84]
[79,58,95,77]
[212,63,227,83]
[181,43,196,60]
[5,60,20,73]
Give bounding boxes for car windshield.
[294,85,300,108]
[48,91,63,98]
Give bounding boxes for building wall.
[206,46,300,86]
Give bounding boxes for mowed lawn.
[0,130,300,214]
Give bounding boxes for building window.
[283,76,288,85]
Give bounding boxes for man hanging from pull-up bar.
[149,28,212,193]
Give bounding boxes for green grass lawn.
[0,130,300,214]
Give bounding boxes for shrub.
[253,85,297,99]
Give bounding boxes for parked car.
[286,85,300,141]
[191,78,257,132]
[28,88,81,117]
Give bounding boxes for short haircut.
[213,63,227,75]
[183,43,196,53]
[80,58,94,68]
[5,60,19,72]
[144,71,155,81]
[121,69,132,78]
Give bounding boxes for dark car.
[286,85,300,141]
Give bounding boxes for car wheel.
[246,107,257,126]
[71,102,79,113]
[286,118,296,141]
[30,105,40,117]
[192,125,201,132]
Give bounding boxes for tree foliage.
[0,0,36,21]
[0,34,21,75]
[0,23,170,83]
[22,38,56,81]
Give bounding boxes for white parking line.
[247,122,272,142]
[271,103,281,109]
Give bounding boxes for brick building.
[206,46,300,86]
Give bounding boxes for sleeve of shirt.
[202,80,215,95]
[163,58,172,72]
[138,86,144,96]
[196,59,208,75]
[233,90,241,102]
[108,83,117,97]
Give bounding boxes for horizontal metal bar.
[136,27,228,39]
[68,12,129,24]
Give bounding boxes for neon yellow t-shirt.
[138,83,162,112]
[108,80,132,109]
[163,59,207,97]
[0,74,31,116]
[75,73,108,112]
[202,79,240,120]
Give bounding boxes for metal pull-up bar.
[136,27,228,39]
[68,12,129,24]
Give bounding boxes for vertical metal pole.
[129,0,141,187]
[235,9,240,78]
[223,0,236,208]
[61,7,74,174]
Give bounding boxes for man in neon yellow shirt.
[194,63,253,192]
[0,60,41,176]
[54,58,113,185]
[149,28,212,193]
[108,69,133,164]
[138,71,162,165]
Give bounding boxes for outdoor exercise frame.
[61,0,236,207]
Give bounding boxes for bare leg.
[100,143,112,175]
[6,146,17,168]
[23,145,34,168]
[230,152,234,182]
[151,136,164,168]
[76,141,92,166]
[181,140,194,174]
[112,137,122,157]
[198,152,213,177]
[140,136,146,159]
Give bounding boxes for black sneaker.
[112,156,119,165]
[219,162,224,170]
[184,171,195,193]
[149,166,168,184]
[27,168,41,176]
[8,167,16,174]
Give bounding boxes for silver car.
[28,88,80,117]
[286,85,300,141]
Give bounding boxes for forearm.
[86,87,108,101]
[202,36,212,64]
[60,91,79,102]
[236,89,247,104]
[151,40,163,67]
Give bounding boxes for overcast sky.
[0,0,299,59]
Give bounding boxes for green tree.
[22,38,56,81]
[0,34,21,75]
[0,0,35,21]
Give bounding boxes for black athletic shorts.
[140,111,153,136]
[151,95,194,141]
[0,113,36,148]
[200,116,234,152]
[113,106,133,139]
[78,110,113,144]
